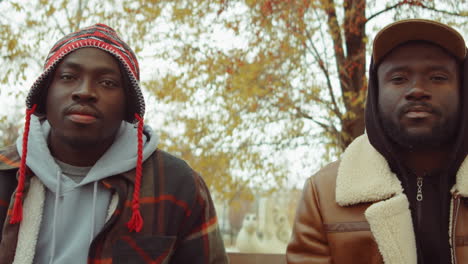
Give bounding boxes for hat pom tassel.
[10,192,24,224]
[10,104,37,224]
[126,113,144,232]
[127,203,143,232]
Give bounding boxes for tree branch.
[303,28,342,120]
[312,7,331,72]
[418,4,468,17]
[282,80,333,109]
[320,0,347,91]
[367,1,467,23]
[75,0,90,29]
[64,1,74,31]
[294,106,339,134]
[366,2,402,23]
[52,15,67,36]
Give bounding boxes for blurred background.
[0,0,466,258]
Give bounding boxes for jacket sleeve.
[170,172,228,264]
[286,177,332,264]
[0,169,17,240]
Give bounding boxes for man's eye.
[390,76,406,83]
[101,80,118,87]
[60,74,75,80]
[431,75,448,81]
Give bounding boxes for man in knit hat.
[0,24,228,263]
[287,19,467,263]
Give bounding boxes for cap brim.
[373,19,466,65]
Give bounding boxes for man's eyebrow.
[426,65,452,73]
[380,65,410,75]
[57,61,121,76]
[57,61,82,71]
[381,64,453,75]
[94,67,121,77]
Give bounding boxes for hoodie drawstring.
[127,113,144,232]
[10,104,37,224]
[90,182,98,244]
[13,106,145,234]
[49,171,62,264]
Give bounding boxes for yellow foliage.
[173,7,192,20]
[7,39,17,51]
[1,0,466,203]
[46,5,56,16]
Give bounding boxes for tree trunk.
[340,0,367,149]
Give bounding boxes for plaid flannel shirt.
[0,145,228,264]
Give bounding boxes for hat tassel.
[10,104,37,224]
[127,113,144,232]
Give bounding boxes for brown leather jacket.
[287,135,468,264]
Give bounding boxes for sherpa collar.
[336,134,468,206]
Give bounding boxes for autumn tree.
[0,0,466,194]
[193,0,467,155]
[143,0,467,180]
[0,0,287,201]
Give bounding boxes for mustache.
[63,104,103,118]
[397,102,441,118]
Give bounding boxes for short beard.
[380,114,458,150]
[62,136,98,149]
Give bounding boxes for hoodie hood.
[365,19,468,179]
[16,115,159,194]
[365,54,468,188]
[14,115,159,263]
[365,41,468,264]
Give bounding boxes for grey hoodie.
[16,115,159,264]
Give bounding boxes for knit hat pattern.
[26,23,145,123]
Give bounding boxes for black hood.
[365,54,468,187]
[364,52,468,263]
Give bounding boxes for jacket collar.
[453,158,468,196]
[337,134,468,206]
[337,134,419,264]
[336,134,403,206]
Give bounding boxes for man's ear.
[36,75,53,115]
[120,68,136,122]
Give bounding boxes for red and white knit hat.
[12,24,146,232]
[26,23,145,122]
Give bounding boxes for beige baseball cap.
[372,19,466,65]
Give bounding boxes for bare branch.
[366,2,402,22]
[303,28,342,120]
[295,106,337,132]
[64,1,73,31]
[52,15,67,35]
[295,105,341,140]
[321,0,347,91]
[417,4,467,17]
[367,1,467,23]
[75,0,90,29]
[312,7,331,72]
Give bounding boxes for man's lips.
[65,106,100,124]
[67,113,97,124]
[401,104,435,118]
[405,111,432,118]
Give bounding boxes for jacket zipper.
[451,196,460,264]
[416,175,423,230]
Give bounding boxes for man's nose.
[71,79,97,102]
[405,79,431,101]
